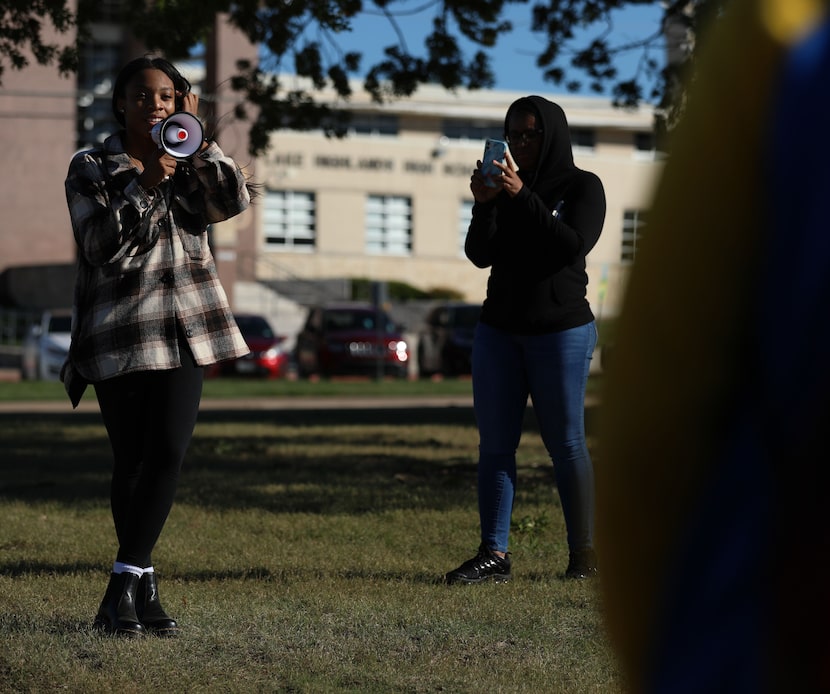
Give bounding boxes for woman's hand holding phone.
[471,145,522,202]
[470,160,502,203]
[481,139,508,186]
[495,151,523,197]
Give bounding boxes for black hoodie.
[465,96,606,334]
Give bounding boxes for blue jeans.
[472,320,597,554]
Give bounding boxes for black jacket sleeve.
[464,170,605,271]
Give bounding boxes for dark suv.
[294,303,409,378]
[416,302,480,377]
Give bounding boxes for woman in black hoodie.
[445,96,606,583]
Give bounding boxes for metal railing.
[235,251,353,308]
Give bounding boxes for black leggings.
[94,345,203,568]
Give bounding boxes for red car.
[207,313,289,379]
[294,303,409,379]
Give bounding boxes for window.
[76,42,122,149]
[442,119,498,141]
[365,195,412,255]
[570,128,596,151]
[77,0,125,23]
[234,314,276,339]
[263,190,316,251]
[634,131,655,152]
[633,131,661,160]
[349,114,398,136]
[621,210,648,263]
[458,199,474,257]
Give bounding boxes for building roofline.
[275,74,657,128]
[169,66,656,129]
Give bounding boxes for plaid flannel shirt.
[62,133,250,405]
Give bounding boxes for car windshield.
[324,310,394,333]
[453,306,481,328]
[48,315,72,333]
[235,315,275,339]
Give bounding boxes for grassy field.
[0,372,603,403]
[0,375,478,402]
[0,387,621,692]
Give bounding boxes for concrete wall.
[0,25,78,275]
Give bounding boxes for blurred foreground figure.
[598,0,830,690]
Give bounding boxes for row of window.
[349,114,654,151]
[264,190,647,262]
[622,210,647,262]
[263,191,419,255]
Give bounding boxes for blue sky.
[334,2,666,96]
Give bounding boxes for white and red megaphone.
[150,112,204,159]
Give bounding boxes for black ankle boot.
[136,572,179,636]
[565,548,599,579]
[93,572,145,636]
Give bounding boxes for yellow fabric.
[761,0,826,42]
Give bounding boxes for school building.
[0,15,662,340]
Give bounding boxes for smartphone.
[481,138,516,187]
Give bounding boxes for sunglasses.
[505,129,543,146]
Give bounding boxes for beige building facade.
[0,23,77,308]
[237,82,662,318]
[0,15,661,325]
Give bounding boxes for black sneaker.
[565,548,598,579]
[445,544,511,584]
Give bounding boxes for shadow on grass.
[0,404,599,516]
[0,558,444,587]
[0,560,106,577]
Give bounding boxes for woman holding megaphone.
[63,56,253,637]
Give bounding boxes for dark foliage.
[2,0,724,154]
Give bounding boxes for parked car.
[417,302,481,377]
[207,313,290,379]
[21,310,72,380]
[295,303,409,378]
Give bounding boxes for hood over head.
[504,96,577,199]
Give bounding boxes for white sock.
[113,562,144,577]
[143,566,154,575]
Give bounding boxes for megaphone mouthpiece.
[165,127,189,144]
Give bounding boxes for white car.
[21,310,72,380]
